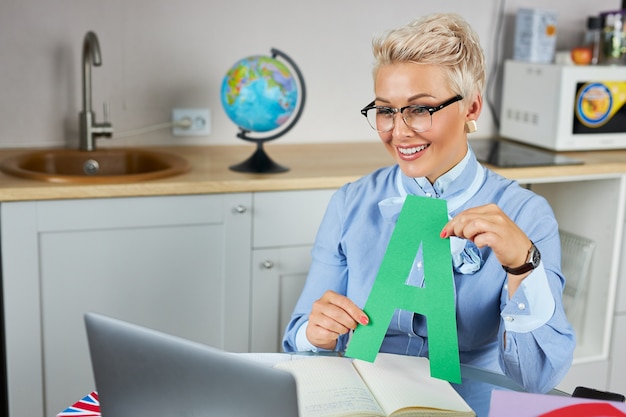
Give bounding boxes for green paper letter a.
[345,195,461,383]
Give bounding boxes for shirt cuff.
[501,261,556,333]
[295,320,320,352]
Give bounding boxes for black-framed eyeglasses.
[360,95,463,133]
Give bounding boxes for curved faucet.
[79,31,113,151]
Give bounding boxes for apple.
[571,46,593,65]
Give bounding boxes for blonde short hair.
[372,13,485,104]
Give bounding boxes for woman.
[282,13,575,416]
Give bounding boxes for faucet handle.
[102,102,110,124]
[95,101,113,139]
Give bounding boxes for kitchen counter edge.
[0,141,624,202]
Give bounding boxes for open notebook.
[275,353,475,417]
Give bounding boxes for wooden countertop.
[0,141,625,202]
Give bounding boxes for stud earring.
[465,120,477,133]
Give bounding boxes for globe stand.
[229,141,288,173]
[226,48,306,174]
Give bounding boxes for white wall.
[0,0,619,149]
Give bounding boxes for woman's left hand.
[440,203,532,273]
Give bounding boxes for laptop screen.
[84,312,299,417]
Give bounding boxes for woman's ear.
[465,92,482,120]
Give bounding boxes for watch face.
[530,245,541,267]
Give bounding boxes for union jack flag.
[57,391,101,417]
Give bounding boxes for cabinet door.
[250,246,311,352]
[250,189,335,352]
[1,194,252,417]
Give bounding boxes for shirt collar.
[396,146,485,214]
[414,148,471,196]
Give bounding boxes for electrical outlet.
[172,108,211,136]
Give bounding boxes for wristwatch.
[502,241,541,275]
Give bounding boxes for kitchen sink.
[0,148,190,184]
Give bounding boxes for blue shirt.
[282,147,575,414]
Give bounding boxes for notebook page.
[275,356,384,417]
[353,354,473,416]
[237,352,296,367]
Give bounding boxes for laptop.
[84,312,299,417]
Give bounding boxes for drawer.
[253,189,334,248]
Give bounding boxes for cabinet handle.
[262,260,275,269]
[234,205,247,214]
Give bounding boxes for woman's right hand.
[306,290,369,350]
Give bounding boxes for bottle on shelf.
[602,11,626,65]
[584,15,602,65]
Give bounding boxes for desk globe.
[221,49,306,173]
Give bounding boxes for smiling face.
[374,62,481,183]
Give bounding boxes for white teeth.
[398,144,428,155]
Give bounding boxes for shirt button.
[518,303,526,310]
[504,316,514,322]
[425,192,432,198]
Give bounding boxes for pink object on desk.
[57,391,100,417]
[489,390,626,417]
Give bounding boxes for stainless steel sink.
[0,148,190,184]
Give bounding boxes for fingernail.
[360,315,369,325]
[440,229,447,238]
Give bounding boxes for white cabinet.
[531,176,626,393]
[249,190,334,352]
[608,222,626,395]
[1,194,252,417]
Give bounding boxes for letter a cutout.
[345,195,461,383]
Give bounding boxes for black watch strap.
[502,242,541,275]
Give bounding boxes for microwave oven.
[499,60,626,151]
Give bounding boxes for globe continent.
[221,55,298,133]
